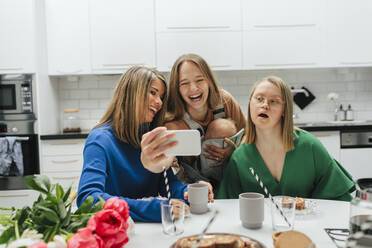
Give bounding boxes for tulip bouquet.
[0,175,130,248]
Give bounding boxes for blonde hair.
[167,53,221,120]
[94,66,167,148]
[245,76,294,152]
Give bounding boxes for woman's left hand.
[184,181,214,203]
[203,137,237,167]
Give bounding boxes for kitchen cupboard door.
[340,148,372,180]
[90,0,155,74]
[156,32,242,71]
[0,190,39,209]
[243,29,322,69]
[242,0,322,30]
[45,0,91,75]
[0,0,35,73]
[155,0,241,32]
[326,0,372,67]
[242,0,323,69]
[311,131,340,161]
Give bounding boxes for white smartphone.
[161,130,201,156]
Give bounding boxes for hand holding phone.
[160,130,201,156]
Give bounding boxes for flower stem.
[15,220,20,240]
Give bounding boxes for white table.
[126,199,350,248]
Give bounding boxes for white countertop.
[127,199,350,248]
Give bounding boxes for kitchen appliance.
[0,74,38,190]
[340,130,372,181]
[0,74,33,115]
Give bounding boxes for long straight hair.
[245,76,295,152]
[167,53,221,120]
[94,66,167,148]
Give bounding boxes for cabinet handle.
[49,142,81,146]
[52,176,79,180]
[51,159,79,164]
[253,24,316,28]
[254,63,316,67]
[102,63,144,67]
[56,69,83,74]
[167,26,230,30]
[0,67,23,71]
[0,193,29,197]
[340,62,372,65]
[210,65,232,68]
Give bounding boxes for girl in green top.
[217,76,355,201]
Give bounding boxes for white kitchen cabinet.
[40,139,85,190]
[243,29,322,69]
[89,0,155,74]
[311,131,340,161]
[242,0,323,69]
[0,0,35,73]
[155,0,241,32]
[45,0,91,75]
[325,0,372,67]
[340,148,372,180]
[0,190,38,209]
[156,32,242,71]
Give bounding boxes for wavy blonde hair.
[245,76,295,152]
[94,66,167,148]
[167,53,221,120]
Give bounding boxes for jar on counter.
[63,108,81,133]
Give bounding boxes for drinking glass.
[271,196,296,232]
[161,201,185,235]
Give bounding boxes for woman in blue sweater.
[77,66,200,222]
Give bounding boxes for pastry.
[281,197,306,210]
[175,234,254,248]
[272,230,315,248]
[295,197,306,210]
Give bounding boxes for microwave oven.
[0,74,33,115]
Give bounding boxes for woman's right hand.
[140,127,178,173]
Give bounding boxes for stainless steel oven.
[0,74,38,189]
[0,116,39,189]
[0,74,33,115]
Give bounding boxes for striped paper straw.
[249,167,292,228]
[163,166,176,232]
[192,210,219,248]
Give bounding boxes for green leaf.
[74,196,94,215]
[0,226,15,244]
[56,184,64,201]
[58,199,67,219]
[36,206,59,223]
[39,175,52,193]
[62,186,72,203]
[61,206,72,227]
[91,196,105,213]
[24,177,48,194]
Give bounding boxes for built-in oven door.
[0,83,22,114]
[0,134,39,190]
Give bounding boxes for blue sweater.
[77,125,188,222]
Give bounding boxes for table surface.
[126,199,349,248]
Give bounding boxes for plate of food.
[294,197,318,216]
[170,232,267,248]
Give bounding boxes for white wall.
[57,67,372,132]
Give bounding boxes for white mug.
[239,192,264,229]
[188,183,209,214]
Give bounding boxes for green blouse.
[217,129,355,201]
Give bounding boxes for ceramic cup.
[188,183,209,214]
[239,192,264,229]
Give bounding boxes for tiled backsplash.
[58,68,372,131]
